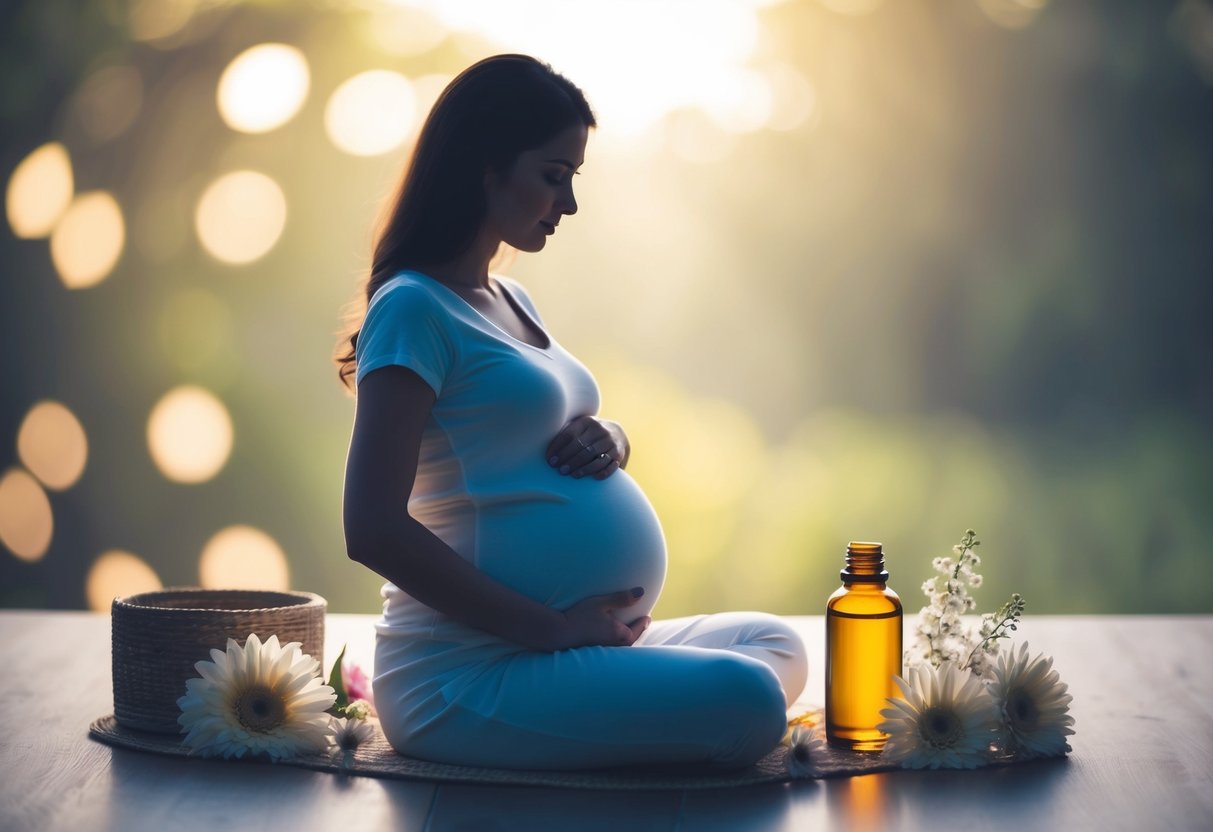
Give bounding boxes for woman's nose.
[560,187,578,216]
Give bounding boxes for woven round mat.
[88,714,900,790]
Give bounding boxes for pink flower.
[342,660,375,714]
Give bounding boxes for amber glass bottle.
[826,541,902,751]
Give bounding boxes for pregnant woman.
[337,54,808,770]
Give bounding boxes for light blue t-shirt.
[356,271,667,644]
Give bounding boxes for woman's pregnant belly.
[471,470,667,623]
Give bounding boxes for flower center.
[234,684,287,732]
[1007,690,1039,731]
[918,706,963,748]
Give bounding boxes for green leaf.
[327,643,349,713]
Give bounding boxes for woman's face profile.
[482,122,588,253]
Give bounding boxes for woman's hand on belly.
[546,416,629,480]
[548,586,651,650]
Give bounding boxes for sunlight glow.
[699,68,774,134]
[5,143,73,239]
[765,63,818,132]
[217,43,310,134]
[17,401,88,491]
[665,109,737,164]
[0,468,53,563]
[593,357,766,578]
[195,170,287,264]
[49,191,125,289]
[818,0,885,14]
[86,550,162,611]
[325,70,417,156]
[396,0,763,138]
[365,5,448,56]
[199,525,289,590]
[147,386,233,483]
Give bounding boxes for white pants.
[374,611,809,771]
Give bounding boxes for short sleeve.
[355,282,455,394]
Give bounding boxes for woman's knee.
[724,612,809,706]
[704,656,789,769]
[756,613,810,703]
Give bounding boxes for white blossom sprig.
[904,530,1028,678]
[905,530,984,669]
[961,593,1025,675]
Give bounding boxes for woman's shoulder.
[372,270,439,302]
[368,271,453,317]
[357,272,458,387]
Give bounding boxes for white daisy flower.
[330,715,376,768]
[987,642,1075,760]
[782,726,824,779]
[333,716,375,749]
[176,633,336,761]
[878,662,1000,769]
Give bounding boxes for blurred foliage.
[1,0,1211,615]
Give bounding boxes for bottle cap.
[841,541,889,583]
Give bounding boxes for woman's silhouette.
[339,54,807,770]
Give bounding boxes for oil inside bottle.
[826,541,902,752]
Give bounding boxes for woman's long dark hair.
[335,54,596,390]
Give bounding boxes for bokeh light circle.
[765,63,818,132]
[217,43,311,134]
[49,191,126,289]
[72,65,144,142]
[17,401,88,491]
[977,0,1049,30]
[0,468,54,562]
[701,68,774,134]
[147,386,233,483]
[127,0,200,43]
[199,525,289,590]
[5,143,74,239]
[366,7,448,56]
[325,70,417,156]
[86,550,162,611]
[195,170,287,264]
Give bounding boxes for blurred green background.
[2,0,1211,618]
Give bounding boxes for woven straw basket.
[111,587,326,734]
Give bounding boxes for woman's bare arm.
[343,365,647,651]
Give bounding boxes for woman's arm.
[343,365,648,651]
